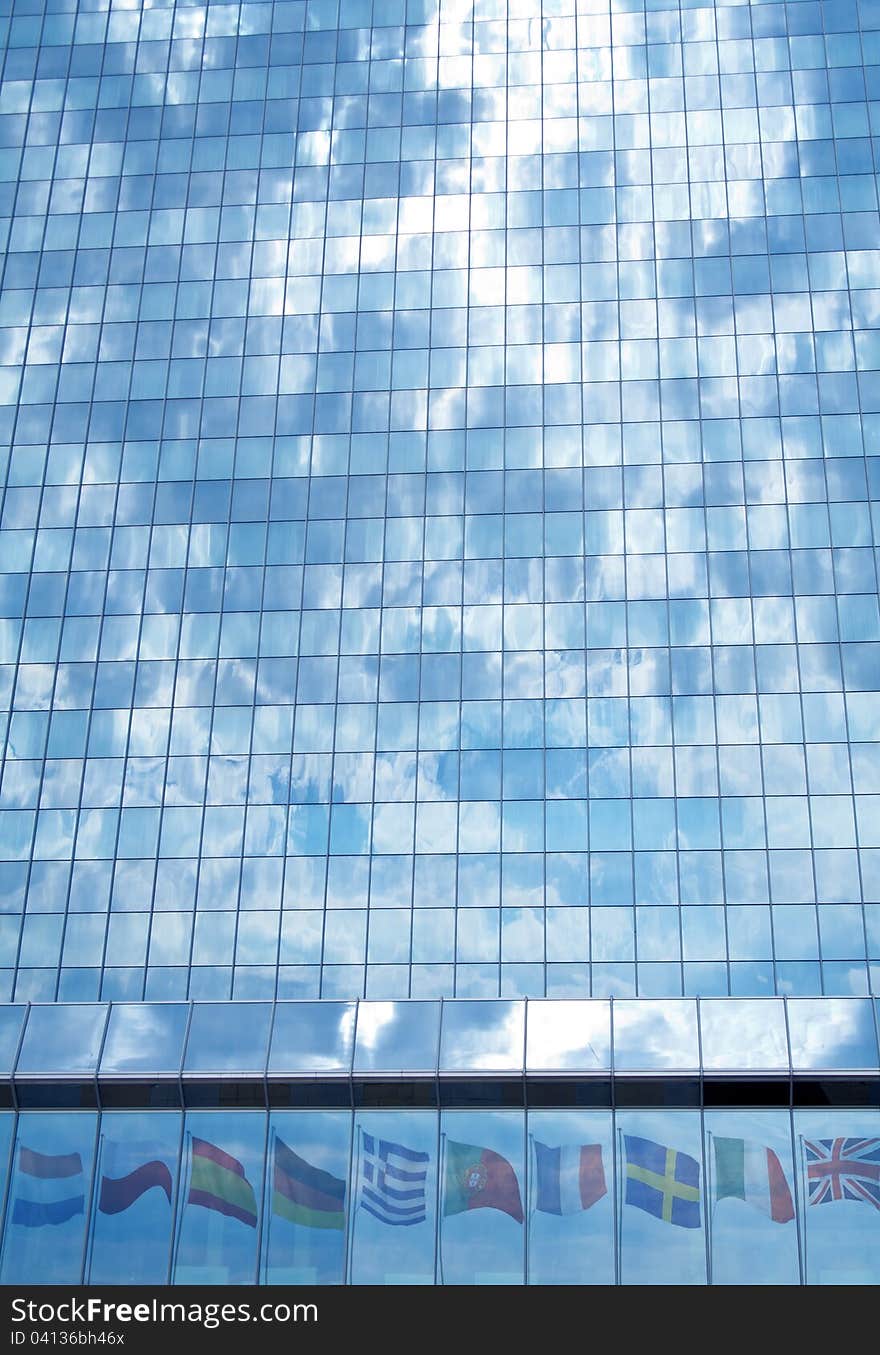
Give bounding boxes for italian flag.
[712,1137,794,1223]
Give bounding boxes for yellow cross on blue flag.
[624,1135,701,1228]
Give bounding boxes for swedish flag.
[624,1135,701,1228]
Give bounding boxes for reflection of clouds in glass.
[441,999,524,1070]
[354,1000,395,1052]
[526,999,609,1069]
[102,1003,185,1072]
[20,1005,107,1073]
[700,1000,788,1071]
[613,999,698,1069]
[788,998,878,1070]
[269,1002,356,1072]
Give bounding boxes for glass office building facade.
[0,0,876,1283]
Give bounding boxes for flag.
[444,1139,523,1223]
[360,1133,429,1226]
[712,1137,794,1223]
[11,1146,85,1228]
[804,1136,880,1211]
[533,1140,606,1215]
[273,1136,345,1231]
[98,1139,173,1215]
[624,1135,701,1228]
[187,1137,258,1228]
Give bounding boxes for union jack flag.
[804,1137,880,1211]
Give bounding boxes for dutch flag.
[11,1146,85,1228]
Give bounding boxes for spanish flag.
[188,1137,258,1228]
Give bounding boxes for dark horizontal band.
[4,1073,879,1111]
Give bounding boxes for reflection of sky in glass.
[173,1112,265,1285]
[700,1000,788,1071]
[100,1004,189,1075]
[349,1110,437,1285]
[87,1111,181,1285]
[439,1110,524,1285]
[613,1000,699,1070]
[183,1003,272,1074]
[787,999,879,1071]
[440,1000,525,1071]
[704,1109,799,1286]
[0,1112,96,1285]
[17,1006,108,1076]
[527,1110,614,1285]
[617,1110,706,1286]
[525,999,610,1070]
[264,1111,349,1285]
[353,1001,440,1072]
[0,1008,25,1074]
[268,1003,356,1074]
[0,1109,874,1281]
[795,1111,880,1285]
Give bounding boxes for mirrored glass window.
[527,1111,613,1285]
[100,1005,189,1076]
[705,1110,799,1285]
[439,1111,525,1285]
[348,1111,437,1285]
[440,1002,525,1073]
[617,1112,706,1286]
[87,1112,181,1284]
[172,1113,265,1285]
[1,1112,96,1284]
[262,1112,349,1286]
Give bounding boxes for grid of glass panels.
[0,1105,878,1283]
[0,0,879,1003]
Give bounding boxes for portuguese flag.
[444,1139,523,1223]
[273,1135,345,1231]
[713,1137,794,1223]
[188,1137,258,1228]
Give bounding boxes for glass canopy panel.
[612,1000,699,1072]
[100,1003,190,1075]
[439,1000,525,1073]
[268,1002,357,1074]
[699,1000,789,1072]
[353,1001,440,1074]
[0,1006,26,1074]
[525,999,611,1071]
[16,1005,109,1076]
[183,1002,273,1075]
[787,999,879,1071]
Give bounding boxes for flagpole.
[797,1134,809,1286]
[167,1109,188,1284]
[435,1131,446,1287]
[524,1128,531,1286]
[171,1130,192,1284]
[704,1127,713,1287]
[345,1124,361,1287]
[261,1126,275,1286]
[788,1122,805,1287]
[82,1130,104,1283]
[615,1126,625,1286]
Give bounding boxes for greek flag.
[359,1133,429,1226]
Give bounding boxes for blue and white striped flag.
[359,1133,429,1226]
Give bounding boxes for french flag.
[533,1141,607,1215]
[12,1146,85,1228]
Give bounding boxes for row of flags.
[10,1131,880,1231]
